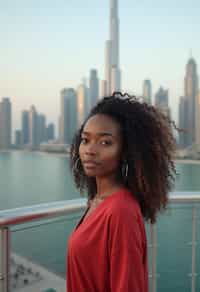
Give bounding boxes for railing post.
[0,227,10,292]
[150,223,157,292]
[189,206,197,292]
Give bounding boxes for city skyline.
[1,0,200,130]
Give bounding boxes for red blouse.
[67,188,148,292]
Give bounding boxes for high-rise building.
[89,69,99,108]
[37,114,47,144]
[29,105,38,149]
[100,80,108,99]
[143,80,152,104]
[179,96,189,147]
[15,130,22,148]
[60,88,77,144]
[184,57,199,145]
[105,0,121,95]
[155,87,170,118]
[46,123,55,141]
[196,91,200,151]
[77,83,88,127]
[0,97,12,149]
[21,110,29,145]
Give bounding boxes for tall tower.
[105,0,121,95]
[46,123,55,141]
[0,98,12,149]
[29,105,38,149]
[60,88,77,144]
[21,110,29,145]
[195,91,200,150]
[77,83,88,127]
[37,114,47,144]
[155,87,170,118]
[143,80,152,104]
[184,57,198,145]
[179,96,189,147]
[89,69,99,108]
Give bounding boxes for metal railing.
[0,192,200,292]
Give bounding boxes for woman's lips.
[83,161,100,168]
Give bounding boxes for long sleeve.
[109,204,148,292]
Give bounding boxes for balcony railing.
[0,192,200,292]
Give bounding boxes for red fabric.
[67,189,148,292]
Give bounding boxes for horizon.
[1,0,200,132]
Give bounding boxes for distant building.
[77,83,89,127]
[21,110,29,145]
[105,0,121,94]
[100,80,107,99]
[179,96,189,147]
[46,123,55,141]
[196,91,200,151]
[184,57,198,145]
[89,69,99,108]
[60,88,77,144]
[29,105,38,149]
[15,130,22,148]
[0,97,12,149]
[155,87,170,118]
[143,80,152,104]
[37,114,47,144]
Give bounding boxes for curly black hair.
[70,92,177,223]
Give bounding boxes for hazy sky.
[1,0,200,131]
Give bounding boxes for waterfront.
[1,151,200,212]
[1,151,200,291]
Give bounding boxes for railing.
[0,192,200,292]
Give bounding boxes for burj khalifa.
[105,0,121,95]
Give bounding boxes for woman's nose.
[85,143,98,155]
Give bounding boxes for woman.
[67,92,176,292]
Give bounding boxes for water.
[0,151,80,210]
[1,151,200,291]
[1,151,200,212]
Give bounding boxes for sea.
[0,150,200,292]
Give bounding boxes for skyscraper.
[184,57,199,145]
[179,96,189,147]
[105,0,121,95]
[37,114,47,144]
[60,88,77,144]
[196,91,200,151]
[15,130,22,148]
[155,87,170,118]
[0,98,12,149]
[46,123,55,141]
[77,83,88,127]
[89,69,99,108]
[100,80,108,99]
[21,110,29,145]
[143,80,152,104]
[29,105,38,149]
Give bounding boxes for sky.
[1,0,200,132]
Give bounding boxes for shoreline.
[1,150,200,163]
[175,159,200,165]
[0,149,69,158]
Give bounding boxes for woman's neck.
[95,177,123,198]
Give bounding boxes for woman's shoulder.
[105,188,142,220]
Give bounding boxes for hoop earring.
[73,157,81,173]
[121,161,129,179]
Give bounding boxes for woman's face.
[79,114,123,178]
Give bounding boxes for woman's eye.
[80,137,88,144]
[100,140,112,145]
